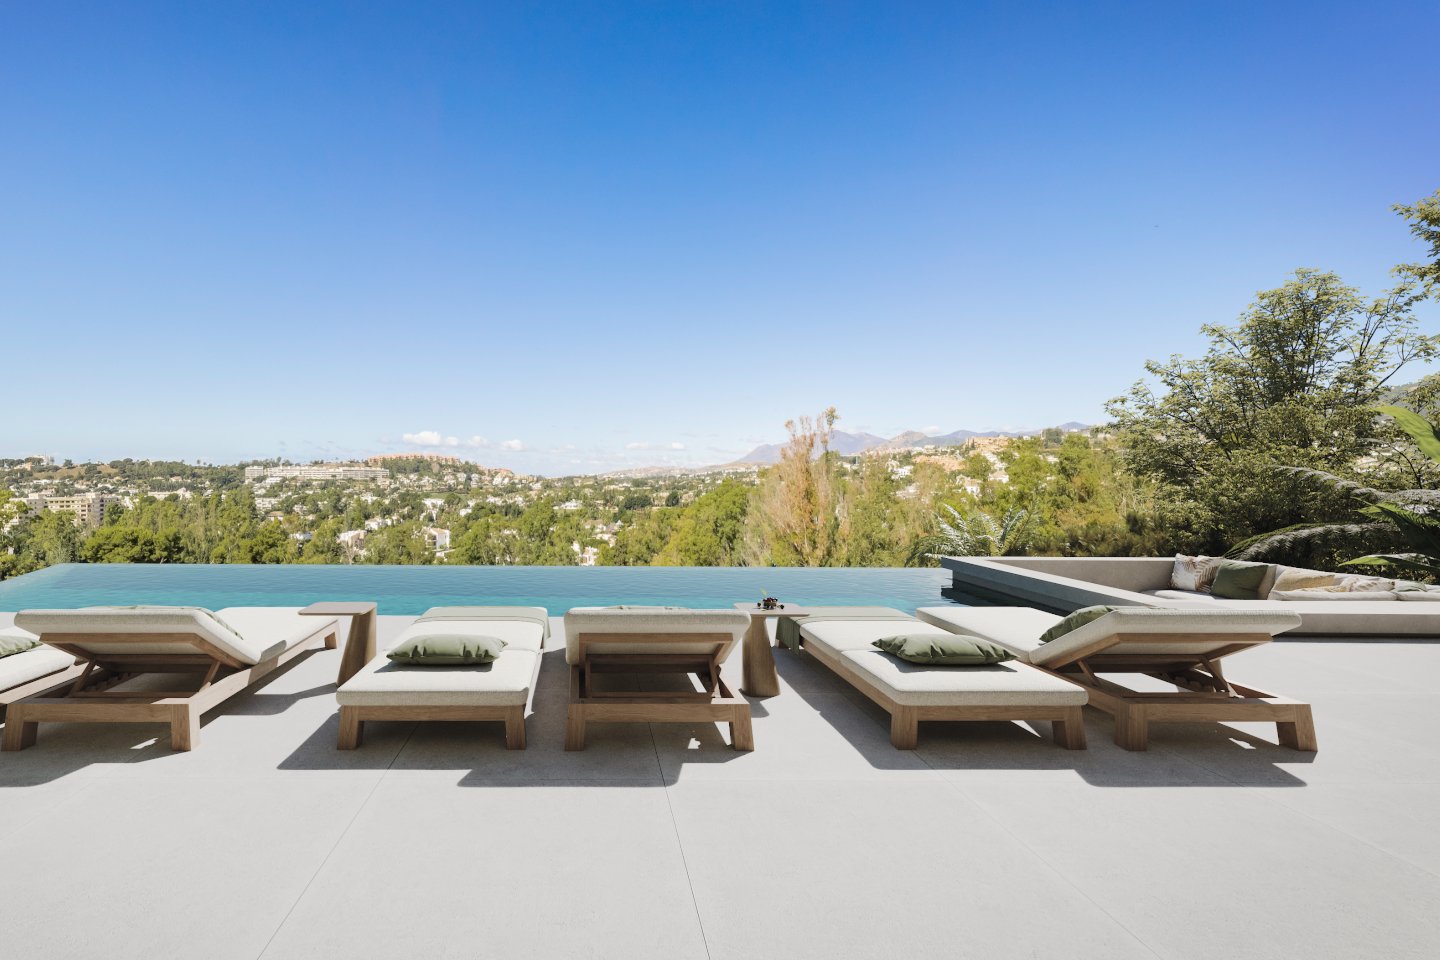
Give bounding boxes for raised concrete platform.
[1,614,1438,959]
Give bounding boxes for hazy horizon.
[3,2,1437,474]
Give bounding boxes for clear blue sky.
[3,1,1437,475]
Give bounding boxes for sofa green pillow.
[1037,605,1121,644]
[0,632,41,659]
[387,634,507,666]
[1209,560,1270,600]
[872,634,1014,665]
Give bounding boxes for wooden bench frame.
[1032,631,1317,752]
[1,658,88,722]
[565,631,753,751]
[338,703,527,750]
[799,634,1086,750]
[1,622,337,752]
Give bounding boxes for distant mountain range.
[730,423,1090,466]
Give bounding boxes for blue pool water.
[0,564,963,616]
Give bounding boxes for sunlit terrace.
[2,610,1437,960]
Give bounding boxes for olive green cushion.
[1210,560,1270,600]
[0,633,41,659]
[872,634,1015,666]
[387,634,507,666]
[1038,605,1122,644]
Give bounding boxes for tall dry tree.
[745,407,842,566]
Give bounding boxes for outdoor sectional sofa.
[788,608,1088,749]
[943,556,1440,636]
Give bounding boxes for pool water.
[0,564,963,616]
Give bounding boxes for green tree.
[1395,188,1440,292]
[745,408,842,566]
[1108,268,1438,553]
[652,479,751,566]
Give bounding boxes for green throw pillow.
[1037,605,1121,644]
[0,633,41,659]
[872,634,1015,666]
[1210,560,1270,600]
[387,634,507,666]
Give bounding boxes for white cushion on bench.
[800,617,1085,707]
[14,607,334,666]
[0,641,77,692]
[337,649,540,707]
[916,606,1061,658]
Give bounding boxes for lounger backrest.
[13,607,282,666]
[1027,608,1303,669]
[563,608,751,666]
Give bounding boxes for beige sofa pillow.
[1268,568,1338,597]
[1170,555,1221,592]
[1271,589,1397,602]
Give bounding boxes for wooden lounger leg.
[1052,707,1088,750]
[2,710,38,751]
[1113,704,1149,751]
[890,707,919,750]
[504,706,527,750]
[1276,704,1318,752]
[729,706,754,752]
[565,705,586,751]
[325,628,339,650]
[170,705,200,751]
[337,707,363,750]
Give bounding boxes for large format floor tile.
[0,776,377,960]
[958,782,1440,959]
[261,778,706,960]
[665,779,1157,960]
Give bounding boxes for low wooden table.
[733,603,811,698]
[300,602,378,686]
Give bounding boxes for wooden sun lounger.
[0,631,86,721]
[918,606,1315,751]
[791,610,1087,750]
[3,607,338,752]
[335,606,549,750]
[563,608,754,751]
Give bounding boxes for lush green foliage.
[1108,268,1438,555]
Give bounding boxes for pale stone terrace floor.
[2,615,1439,959]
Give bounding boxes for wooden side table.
[300,602,378,686]
[733,603,811,698]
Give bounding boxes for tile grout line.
[253,721,420,960]
[910,739,1167,960]
[652,722,714,960]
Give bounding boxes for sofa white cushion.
[1144,589,1220,601]
[1396,590,1440,601]
[0,643,78,692]
[1271,589,1397,602]
[13,607,334,666]
[562,608,750,666]
[916,606,1063,659]
[337,649,540,707]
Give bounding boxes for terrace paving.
[1,614,1438,959]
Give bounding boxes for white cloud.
[500,439,524,451]
[922,425,942,435]
[466,435,489,448]
[402,430,444,446]
[626,441,686,452]
[403,431,492,449]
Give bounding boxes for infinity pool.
[0,564,962,615]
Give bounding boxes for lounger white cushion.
[916,606,1062,659]
[918,605,1301,666]
[336,610,548,708]
[1027,608,1302,667]
[337,650,541,707]
[0,636,77,692]
[800,618,1085,707]
[563,608,750,665]
[13,607,334,665]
